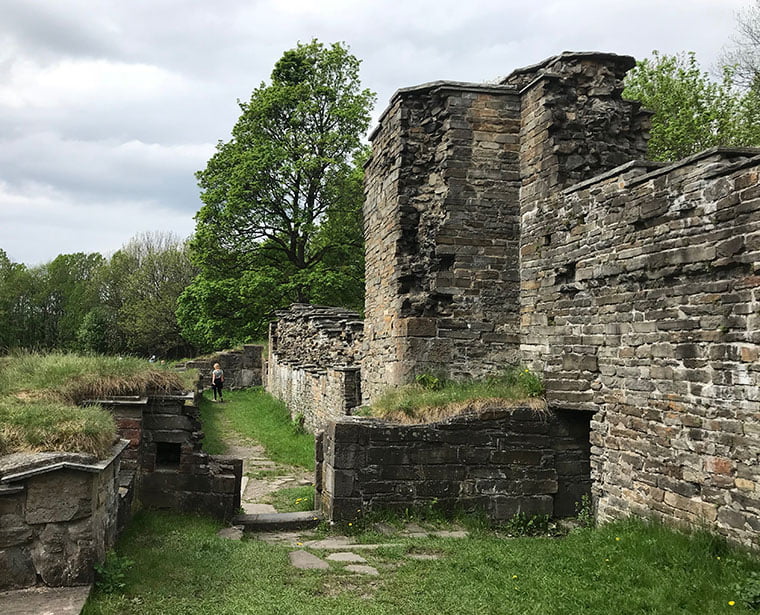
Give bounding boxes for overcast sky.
[0,0,751,265]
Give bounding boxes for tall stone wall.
[267,304,364,431]
[362,83,523,403]
[358,51,760,548]
[519,148,760,547]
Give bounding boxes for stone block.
[0,546,37,590]
[396,317,437,337]
[0,514,32,548]
[25,471,93,524]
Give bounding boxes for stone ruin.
[270,51,760,549]
[0,387,245,591]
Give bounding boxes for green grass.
[365,367,545,423]
[264,485,315,512]
[0,351,194,457]
[83,511,760,615]
[198,388,315,471]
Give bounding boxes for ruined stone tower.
[362,52,650,402]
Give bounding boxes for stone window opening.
[155,442,181,468]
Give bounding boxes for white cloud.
[0,0,753,265]
[0,181,195,266]
[0,58,191,109]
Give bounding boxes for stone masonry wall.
[183,344,263,391]
[362,83,523,403]
[103,395,242,520]
[316,405,590,521]
[0,441,128,591]
[519,148,760,548]
[267,304,364,431]
[358,51,760,548]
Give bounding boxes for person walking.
[211,363,224,402]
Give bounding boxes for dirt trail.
[216,413,312,514]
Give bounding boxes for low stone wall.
[316,405,590,521]
[0,440,128,591]
[267,304,364,431]
[104,394,242,520]
[183,344,264,391]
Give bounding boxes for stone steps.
[232,510,322,532]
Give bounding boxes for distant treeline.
[0,232,197,359]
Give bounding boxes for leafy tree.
[39,252,106,349]
[0,250,38,351]
[111,232,198,358]
[623,51,760,161]
[184,40,374,348]
[721,0,760,88]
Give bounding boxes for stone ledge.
[0,440,129,484]
[232,510,323,532]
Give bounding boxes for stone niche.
[0,441,128,591]
[103,394,242,520]
[316,405,591,522]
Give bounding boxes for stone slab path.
[213,413,470,581]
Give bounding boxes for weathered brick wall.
[316,405,590,521]
[520,149,760,548]
[362,83,523,403]
[0,441,128,590]
[267,304,363,430]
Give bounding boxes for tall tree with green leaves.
[182,40,374,348]
[623,51,760,161]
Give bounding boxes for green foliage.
[734,571,760,610]
[185,40,374,348]
[94,551,135,594]
[264,485,315,513]
[501,512,553,537]
[84,512,760,615]
[575,494,595,529]
[0,398,116,457]
[415,373,445,391]
[107,232,198,358]
[623,50,760,161]
[0,351,187,456]
[0,233,198,359]
[502,365,545,397]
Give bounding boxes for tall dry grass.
[0,351,190,457]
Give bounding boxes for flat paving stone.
[242,503,277,514]
[345,564,379,576]
[302,537,399,550]
[289,550,329,570]
[0,585,92,615]
[254,530,316,546]
[326,552,367,563]
[431,530,469,539]
[217,526,244,540]
[372,522,397,536]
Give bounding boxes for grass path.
[198,388,315,513]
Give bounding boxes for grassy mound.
[365,367,546,424]
[0,351,190,458]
